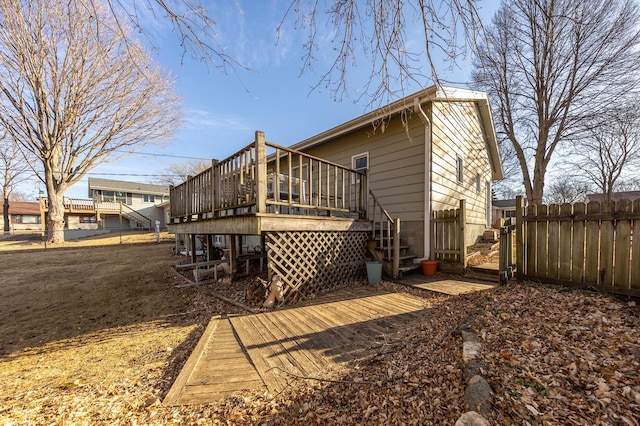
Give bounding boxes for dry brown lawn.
[1,232,639,425]
[0,233,234,425]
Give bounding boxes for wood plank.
[632,200,640,289]
[264,308,332,371]
[547,204,560,279]
[258,310,326,376]
[412,280,495,295]
[230,314,300,392]
[614,200,632,289]
[600,201,615,287]
[163,317,220,404]
[584,202,601,284]
[526,204,537,276]
[536,204,549,278]
[571,203,586,283]
[558,203,572,281]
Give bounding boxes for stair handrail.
[120,203,153,229]
[369,190,401,279]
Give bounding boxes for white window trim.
[351,151,369,184]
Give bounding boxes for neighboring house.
[168,85,503,300]
[0,201,42,232]
[39,178,170,231]
[585,191,640,203]
[492,198,528,228]
[88,178,169,229]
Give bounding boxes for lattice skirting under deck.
[266,231,369,304]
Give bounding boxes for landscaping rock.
[455,411,490,426]
[465,375,492,416]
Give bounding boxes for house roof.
[586,191,640,202]
[288,85,504,181]
[493,198,528,208]
[0,201,40,215]
[88,178,169,197]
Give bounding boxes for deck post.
[230,234,237,277]
[255,131,267,214]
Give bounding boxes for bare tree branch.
[279,0,483,107]
[574,104,640,201]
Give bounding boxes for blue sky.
[51,1,499,199]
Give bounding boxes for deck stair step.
[465,265,499,283]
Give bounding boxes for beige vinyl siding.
[431,101,492,243]
[303,114,426,222]
[127,193,167,226]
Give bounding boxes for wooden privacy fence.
[431,199,467,273]
[515,197,640,297]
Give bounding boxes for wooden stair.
[371,228,420,279]
[465,264,499,283]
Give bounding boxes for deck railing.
[170,131,367,221]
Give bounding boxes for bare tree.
[575,105,640,201]
[472,0,640,205]
[158,159,212,186]
[0,0,181,243]
[544,176,590,205]
[0,134,33,234]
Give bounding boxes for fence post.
[515,195,524,282]
[459,199,467,267]
[255,131,267,214]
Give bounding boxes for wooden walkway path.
[164,286,427,405]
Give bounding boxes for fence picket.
[632,200,640,290]
[525,204,537,277]
[571,203,586,283]
[584,202,601,284]
[599,201,615,287]
[547,204,560,279]
[536,204,549,278]
[559,203,573,281]
[615,199,632,289]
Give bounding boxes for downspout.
[414,97,432,260]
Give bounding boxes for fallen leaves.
[470,283,640,425]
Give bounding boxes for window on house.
[100,190,113,201]
[80,216,97,223]
[456,156,464,184]
[143,194,155,203]
[15,215,40,224]
[351,152,369,184]
[476,173,481,193]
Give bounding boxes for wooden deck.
[399,275,497,295]
[163,286,427,405]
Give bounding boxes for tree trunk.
[45,187,67,244]
[3,197,9,235]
